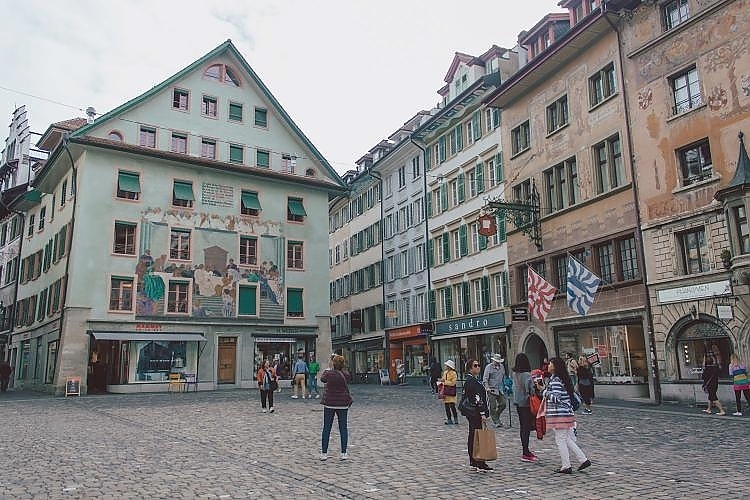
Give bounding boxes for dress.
[702,363,720,402]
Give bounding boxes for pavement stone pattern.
[0,383,748,499]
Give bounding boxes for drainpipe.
[604,4,662,404]
[365,168,388,382]
[409,138,433,353]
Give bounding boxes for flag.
[527,267,556,321]
[567,256,601,316]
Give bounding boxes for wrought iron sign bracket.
[482,181,542,251]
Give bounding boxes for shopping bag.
[535,397,547,440]
[472,424,498,461]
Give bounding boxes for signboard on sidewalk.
[65,376,81,397]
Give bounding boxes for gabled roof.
[69,39,344,188]
[519,13,570,46]
[36,117,88,151]
[444,52,480,84]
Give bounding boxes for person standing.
[576,356,595,414]
[463,358,493,472]
[441,360,459,425]
[0,360,12,392]
[542,357,590,474]
[566,354,579,390]
[428,357,442,394]
[482,354,507,428]
[307,354,321,399]
[320,355,353,460]
[702,354,726,415]
[512,353,537,463]
[291,351,308,399]
[256,360,277,413]
[729,353,750,416]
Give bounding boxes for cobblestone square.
[1,385,748,499]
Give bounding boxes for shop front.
[554,321,649,399]
[351,336,385,384]
[431,312,508,380]
[253,332,317,381]
[387,323,432,383]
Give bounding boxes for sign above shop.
[136,323,163,332]
[511,307,529,321]
[434,312,505,336]
[656,280,731,304]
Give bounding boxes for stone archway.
[523,332,549,371]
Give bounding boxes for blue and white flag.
[567,256,600,316]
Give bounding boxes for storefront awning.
[90,332,207,342]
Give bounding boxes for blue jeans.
[321,407,348,454]
[308,373,319,395]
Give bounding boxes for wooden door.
[217,337,237,384]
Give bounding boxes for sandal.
[702,409,713,414]
[717,411,726,416]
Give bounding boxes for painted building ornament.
[741,75,750,97]
[638,88,653,110]
[708,86,728,110]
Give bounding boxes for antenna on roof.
[85,107,96,124]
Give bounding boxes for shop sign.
[656,280,731,304]
[136,323,163,332]
[597,344,608,358]
[419,323,434,335]
[255,337,296,343]
[434,312,505,336]
[512,307,529,321]
[388,326,421,341]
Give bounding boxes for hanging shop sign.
[512,307,529,321]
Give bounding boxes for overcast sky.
[0,0,562,174]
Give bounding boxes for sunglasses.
[472,363,480,367]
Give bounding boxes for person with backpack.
[541,357,590,474]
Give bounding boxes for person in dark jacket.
[576,356,595,414]
[319,355,353,460]
[463,358,492,472]
[702,354,726,415]
[0,360,12,392]
[428,357,442,394]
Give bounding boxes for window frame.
[166,279,191,314]
[113,221,137,256]
[138,126,156,148]
[201,138,217,159]
[511,120,531,156]
[663,0,689,31]
[677,138,712,186]
[588,63,617,108]
[239,236,258,266]
[254,107,268,127]
[546,95,569,135]
[593,134,625,194]
[171,132,188,154]
[256,149,270,168]
[169,228,192,261]
[172,180,195,208]
[172,88,189,111]
[670,65,702,116]
[677,227,709,275]
[287,240,304,270]
[228,101,244,122]
[229,144,244,164]
[201,95,218,118]
[109,275,135,312]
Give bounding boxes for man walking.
[291,351,308,399]
[483,353,507,428]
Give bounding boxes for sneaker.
[582,408,592,414]
[732,411,743,416]
[340,452,349,460]
[262,409,267,413]
[319,452,328,461]
[475,463,494,472]
[578,459,591,471]
[291,395,298,399]
[315,394,320,399]
[269,407,275,413]
[521,454,538,463]
[528,451,538,458]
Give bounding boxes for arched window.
[675,320,731,380]
[108,130,124,142]
[204,63,241,87]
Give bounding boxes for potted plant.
[720,249,732,269]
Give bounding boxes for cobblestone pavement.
[1,383,748,499]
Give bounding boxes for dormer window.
[204,64,240,87]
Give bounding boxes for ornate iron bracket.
[482,181,542,251]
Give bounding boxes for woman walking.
[512,353,537,463]
[702,354,726,415]
[463,358,493,472]
[256,360,277,413]
[728,353,750,416]
[542,357,591,474]
[320,355,353,460]
[441,360,459,424]
[576,356,595,414]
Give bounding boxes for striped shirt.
[544,376,576,429]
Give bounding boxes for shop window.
[132,340,194,382]
[677,227,709,274]
[287,288,304,317]
[255,342,295,379]
[355,348,385,374]
[676,322,730,380]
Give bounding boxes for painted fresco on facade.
[134,205,284,317]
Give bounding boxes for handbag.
[472,423,498,461]
[458,393,478,417]
[535,397,547,440]
[269,379,279,392]
[443,384,457,397]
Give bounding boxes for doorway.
[217,337,237,384]
[524,333,549,371]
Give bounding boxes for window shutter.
[456,124,463,151]
[473,111,482,140]
[459,224,468,257]
[425,147,431,170]
[457,173,465,203]
[426,193,432,217]
[479,234,488,251]
[440,184,448,212]
[438,136,446,162]
[445,288,453,318]
[481,276,491,310]
[476,164,485,193]
[429,290,436,320]
[19,258,25,284]
[238,286,257,315]
[495,152,503,182]
[501,271,510,307]
[428,239,434,267]
[497,218,507,242]
[442,233,450,263]
[462,282,471,315]
[287,289,303,315]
